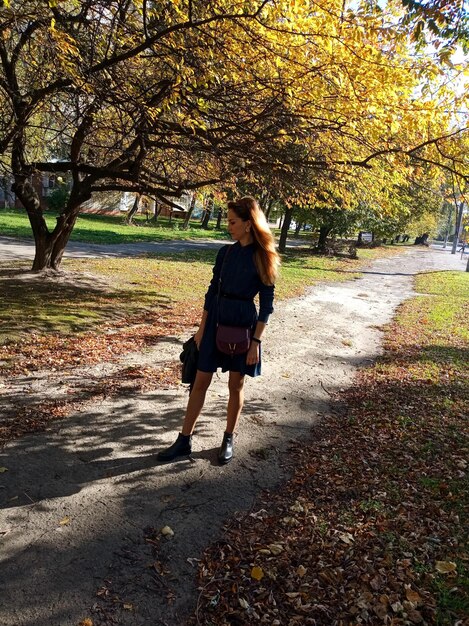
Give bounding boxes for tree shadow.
[1,354,465,626]
[0,267,177,339]
[0,390,279,510]
[0,378,282,626]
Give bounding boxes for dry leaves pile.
[0,309,197,376]
[192,302,468,625]
[0,309,196,446]
[0,362,181,445]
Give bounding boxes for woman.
[157,196,280,465]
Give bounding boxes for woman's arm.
[258,283,274,323]
[247,281,274,365]
[246,321,266,365]
[194,309,209,348]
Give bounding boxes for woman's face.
[227,209,251,242]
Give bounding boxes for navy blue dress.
[198,242,275,377]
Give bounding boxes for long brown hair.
[227,196,280,286]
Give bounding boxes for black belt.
[221,293,253,302]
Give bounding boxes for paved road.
[0,235,229,261]
[0,235,467,263]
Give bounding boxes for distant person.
[157,197,280,465]
[459,241,467,257]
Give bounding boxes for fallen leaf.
[435,561,457,574]
[208,591,220,607]
[297,565,307,577]
[78,619,93,626]
[239,597,249,609]
[251,566,264,581]
[59,516,70,526]
[391,601,404,613]
[408,609,424,623]
[373,603,388,619]
[267,543,284,555]
[405,587,422,605]
[0,467,8,473]
[290,501,304,513]
[161,525,174,537]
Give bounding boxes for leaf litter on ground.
[190,271,468,626]
[0,248,397,446]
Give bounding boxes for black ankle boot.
[218,432,234,465]
[157,433,192,462]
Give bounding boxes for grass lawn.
[195,269,469,625]
[0,245,402,373]
[0,205,405,373]
[0,208,231,244]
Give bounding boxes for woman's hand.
[194,326,204,349]
[246,341,259,365]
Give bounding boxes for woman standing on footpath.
[157,196,280,465]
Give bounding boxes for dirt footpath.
[0,245,465,626]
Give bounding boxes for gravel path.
[0,244,466,626]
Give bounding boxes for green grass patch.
[417,270,469,298]
[0,253,213,345]
[432,563,469,625]
[368,270,469,622]
[275,250,362,299]
[0,243,395,347]
[0,208,230,244]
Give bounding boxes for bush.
[47,185,69,212]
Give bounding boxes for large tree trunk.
[278,207,293,253]
[13,173,89,270]
[125,193,142,224]
[47,203,84,269]
[11,177,56,270]
[182,194,197,230]
[12,178,51,270]
[215,208,223,229]
[442,203,453,248]
[264,197,274,220]
[317,225,332,252]
[451,202,464,255]
[201,208,212,229]
[11,118,92,271]
[259,191,269,212]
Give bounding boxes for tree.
[400,0,469,56]
[1,0,288,269]
[124,193,142,225]
[182,193,197,230]
[1,0,467,270]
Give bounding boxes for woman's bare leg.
[225,371,245,433]
[181,370,213,435]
